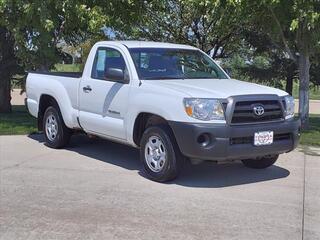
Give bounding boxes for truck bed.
[26,71,82,129]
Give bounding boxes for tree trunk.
[0,27,16,113]
[298,52,310,130]
[0,75,12,113]
[285,74,293,95]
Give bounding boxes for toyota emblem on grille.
[253,105,265,116]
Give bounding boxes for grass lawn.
[299,114,320,146]
[53,63,83,72]
[0,106,319,146]
[0,105,37,135]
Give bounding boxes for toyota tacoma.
[26,41,300,182]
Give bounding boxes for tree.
[243,0,320,129]
[0,0,146,112]
[0,0,109,111]
[0,27,23,112]
[224,27,298,95]
[310,55,320,87]
[125,0,244,58]
[1,0,109,70]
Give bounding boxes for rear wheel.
[43,106,71,148]
[241,155,278,169]
[140,125,184,182]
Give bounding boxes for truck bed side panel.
[26,73,81,129]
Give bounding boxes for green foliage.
[127,0,244,58]
[1,0,319,121]
[0,0,109,70]
[240,0,320,58]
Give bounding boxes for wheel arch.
[132,112,174,147]
[38,94,62,131]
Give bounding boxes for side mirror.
[105,68,129,83]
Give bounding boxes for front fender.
[125,91,186,145]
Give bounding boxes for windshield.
[129,48,228,80]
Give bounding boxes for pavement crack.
[0,151,55,171]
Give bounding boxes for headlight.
[284,95,295,119]
[183,98,225,121]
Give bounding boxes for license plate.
[254,131,273,146]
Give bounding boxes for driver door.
[78,47,130,140]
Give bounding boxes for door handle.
[83,85,92,93]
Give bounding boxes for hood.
[143,78,288,99]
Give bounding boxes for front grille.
[230,133,291,145]
[231,100,283,124]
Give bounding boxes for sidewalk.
[295,99,320,115]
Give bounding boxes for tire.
[140,125,184,182]
[241,155,278,169]
[43,106,71,149]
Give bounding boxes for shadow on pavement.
[171,162,289,188]
[28,133,140,171]
[28,133,290,188]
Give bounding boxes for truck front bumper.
[169,119,300,161]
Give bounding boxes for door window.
[91,47,129,81]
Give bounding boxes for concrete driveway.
[0,134,319,240]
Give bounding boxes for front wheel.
[140,125,184,182]
[241,155,278,169]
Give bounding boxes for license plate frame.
[254,131,274,146]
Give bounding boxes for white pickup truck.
[26,41,300,182]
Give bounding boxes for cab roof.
[96,41,197,50]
